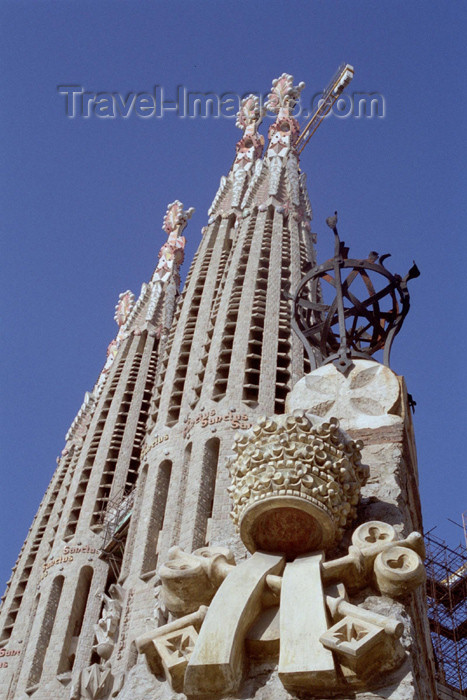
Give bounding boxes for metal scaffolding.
[425,531,467,695]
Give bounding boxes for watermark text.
[57,85,385,120]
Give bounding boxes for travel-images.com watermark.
[57,85,385,120]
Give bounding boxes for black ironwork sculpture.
[291,214,420,375]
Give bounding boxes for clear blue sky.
[1,0,466,588]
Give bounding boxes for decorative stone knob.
[374,545,425,597]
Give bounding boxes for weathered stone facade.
[0,75,436,700]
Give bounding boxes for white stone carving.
[265,74,305,116]
[278,553,336,691]
[114,290,135,327]
[136,607,207,693]
[138,396,425,698]
[268,154,283,197]
[240,158,265,210]
[286,153,300,206]
[321,520,426,595]
[374,544,426,597]
[70,662,113,700]
[139,516,425,697]
[320,616,389,676]
[158,546,235,616]
[184,552,285,696]
[231,169,248,208]
[93,584,124,661]
[286,359,402,429]
[145,280,162,321]
[235,94,265,135]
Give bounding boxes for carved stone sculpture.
[70,662,113,700]
[137,412,426,697]
[286,359,403,430]
[158,545,235,616]
[93,583,124,661]
[136,546,236,691]
[139,517,425,696]
[226,412,369,556]
[136,607,208,693]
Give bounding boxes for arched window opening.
[57,567,93,676]
[192,438,220,549]
[27,575,64,690]
[141,460,172,579]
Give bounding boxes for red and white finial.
[266,73,305,119]
[162,200,195,238]
[153,200,194,282]
[235,94,265,137]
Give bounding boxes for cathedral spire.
[237,73,309,221]
[209,77,311,222]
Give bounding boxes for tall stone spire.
[236,74,313,234]
[0,200,194,699]
[0,69,320,696]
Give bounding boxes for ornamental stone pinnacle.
[266,73,304,152]
[162,199,195,236]
[235,94,265,136]
[265,73,306,117]
[265,73,304,206]
[156,200,194,280]
[232,95,265,172]
[114,291,135,327]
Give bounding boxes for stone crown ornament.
[227,412,368,557]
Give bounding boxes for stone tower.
[0,73,437,700]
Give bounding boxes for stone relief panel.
[136,410,426,697]
[286,359,402,430]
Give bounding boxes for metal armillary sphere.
[291,214,420,375]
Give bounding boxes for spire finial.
[153,200,194,282]
[231,95,265,172]
[162,200,195,238]
[266,73,305,119]
[266,74,304,157]
[235,94,265,137]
